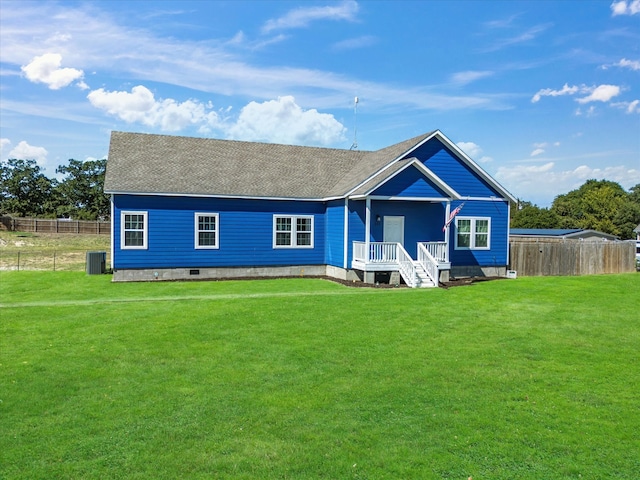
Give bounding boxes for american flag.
[442,203,464,231]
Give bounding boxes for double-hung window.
[455,217,490,250]
[121,211,148,249]
[195,213,219,249]
[273,215,314,248]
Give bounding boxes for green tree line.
[0,158,109,221]
[1,158,639,239]
[511,180,640,240]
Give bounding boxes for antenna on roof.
[350,96,359,150]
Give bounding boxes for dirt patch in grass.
[440,276,507,288]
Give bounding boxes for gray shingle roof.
[104,131,434,199]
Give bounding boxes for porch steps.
[412,261,437,288]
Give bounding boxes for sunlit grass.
[1,272,638,479]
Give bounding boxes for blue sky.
[1,0,638,207]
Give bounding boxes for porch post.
[365,196,371,262]
[343,198,349,269]
[444,201,451,263]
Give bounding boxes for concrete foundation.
[449,265,507,279]
[113,264,348,283]
[111,263,476,285]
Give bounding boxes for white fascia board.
[355,195,451,202]
[461,196,511,202]
[105,190,346,202]
[432,131,518,204]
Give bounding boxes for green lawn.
[1,272,638,479]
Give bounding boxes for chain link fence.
[0,250,111,272]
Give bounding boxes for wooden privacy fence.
[509,238,636,276]
[0,216,110,235]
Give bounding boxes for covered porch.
[346,166,461,287]
[352,241,451,288]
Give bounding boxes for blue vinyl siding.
[371,166,448,198]
[325,200,345,267]
[448,200,510,266]
[113,195,325,269]
[347,200,366,265]
[411,139,501,198]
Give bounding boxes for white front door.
[383,216,404,246]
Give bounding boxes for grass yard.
[1,272,639,479]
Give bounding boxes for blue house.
[104,130,516,287]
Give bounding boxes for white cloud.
[575,105,597,117]
[0,2,511,113]
[226,96,346,146]
[626,99,640,113]
[496,161,640,206]
[450,71,494,86]
[86,88,345,144]
[87,85,221,132]
[530,141,560,156]
[576,84,621,104]
[7,141,48,166]
[533,83,622,105]
[530,148,545,157]
[456,141,493,163]
[606,58,640,70]
[21,53,84,90]
[262,0,358,33]
[531,83,579,103]
[612,99,640,113]
[611,0,640,15]
[457,141,483,158]
[482,23,553,52]
[1,138,11,160]
[332,35,377,51]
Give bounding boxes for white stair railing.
[417,243,439,285]
[419,241,448,263]
[396,243,417,287]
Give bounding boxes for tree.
[551,180,637,238]
[0,159,57,217]
[511,201,561,229]
[55,159,109,220]
[615,183,640,239]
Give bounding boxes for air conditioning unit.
[86,251,106,275]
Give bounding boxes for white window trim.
[273,215,314,249]
[194,212,220,249]
[121,210,148,250]
[455,216,491,250]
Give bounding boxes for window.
[121,211,148,249]
[195,213,219,249]
[195,213,218,248]
[455,217,490,250]
[273,215,314,248]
